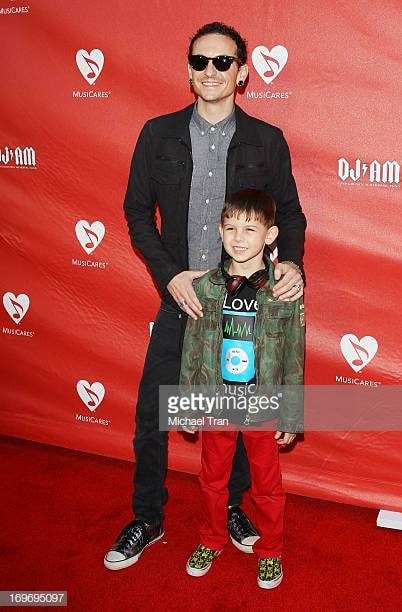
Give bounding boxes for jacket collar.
[209,258,230,285]
[232,104,265,148]
[159,104,194,149]
[160,102,264,149]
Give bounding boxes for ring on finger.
[178,298,187,307]
[293,283,302,292]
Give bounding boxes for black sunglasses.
[188,54,241,72]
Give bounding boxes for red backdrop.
[1,0,401,510]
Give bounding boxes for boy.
[180,189,305,589]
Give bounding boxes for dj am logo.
[338,158,400,187]
[76,380,105,411]
[251,45,288,85]
[3,292,29,323]
[340,334,378,373]
[247,44,291,101]
[75,220,105,255]
[76,49,104,85]
[0,146,36,169]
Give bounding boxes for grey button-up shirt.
[188,106,236,271]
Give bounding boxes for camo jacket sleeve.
[278,297,305,433]
[179,276,209,387]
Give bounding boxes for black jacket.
[123,103,306,300]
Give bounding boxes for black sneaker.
[104,519,164,570]
[228,506,259,553]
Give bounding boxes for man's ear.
[265,225,279,246]
[238,63,249,83]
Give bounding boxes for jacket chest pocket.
[235,162,268,190]
[261,306,293,337]
[151,158,184,185]
[151,160,184,212]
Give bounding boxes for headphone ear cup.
[221,260,246,296]
[247,269,269,290]
[225,275,246,296]
[220,259,269,295]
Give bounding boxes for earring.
[189,78,193,85]
[237,80,244,87]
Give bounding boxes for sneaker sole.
[257,571,283,590]
[230,535,259,554]
[103,530,165,571]
[186,551,221,577]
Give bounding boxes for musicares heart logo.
[251,45,288,85]
[75,220,105,254]
[76,380,105,411]
[3,292,30,324]
[76,49,104,85]
[340,334,378,373]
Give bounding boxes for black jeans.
[133,301,251,524]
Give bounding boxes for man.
[104,22,306,570]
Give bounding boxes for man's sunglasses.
[188,55,241,72]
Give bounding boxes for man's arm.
[124,121,205,316]
[270,132,306,272]
[123,121,182,292]
[267,130,306,301]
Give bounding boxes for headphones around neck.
[220,254,270,297]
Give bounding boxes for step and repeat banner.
[1,1,401,510]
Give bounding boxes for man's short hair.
[188,22,247,65]
[221,189,276,227]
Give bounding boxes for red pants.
[199,431,285,557]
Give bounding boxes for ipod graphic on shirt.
[221,310,256,383]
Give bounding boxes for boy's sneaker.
[228,506,259,553]
[104,519,164,570]
[186,545,221,577]
[257,557,283,589]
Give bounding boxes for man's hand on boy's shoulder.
[167,270,207,320]
[273,262,304,302]
[275,431,297,446]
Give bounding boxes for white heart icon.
[340,334,378,373]
[76,380,105,411]
[75,220,105,254]
[76,49,104,85]
[3,292,30,324]
[251,45,288,85]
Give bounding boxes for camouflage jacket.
[180,261,305,432]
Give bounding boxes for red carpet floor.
[1,434,401,611]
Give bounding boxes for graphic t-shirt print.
[221,284,257,384]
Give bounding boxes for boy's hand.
[167,270,207,320]
[273,262,303,302]
[181,425,199,435]
[275,431,296,446]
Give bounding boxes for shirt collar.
[191,104,235,136]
